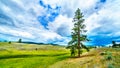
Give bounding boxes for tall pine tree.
[68,8,89,57]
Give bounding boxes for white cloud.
[84,13,101,34]
[47,15,73,36]
[0,26,34,38]
[0,0,63,43]
[0,0,120,45]
[43,0,62,8]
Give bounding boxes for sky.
[0,0,120,46]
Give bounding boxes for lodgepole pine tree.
[68,8,89,57]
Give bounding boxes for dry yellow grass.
[50,48,120,68]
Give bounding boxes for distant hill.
[22,42,65,46]
[22,41,50,45]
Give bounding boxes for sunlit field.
[0,42,120,68]
[50,48,120,68]
[0,42,70,68]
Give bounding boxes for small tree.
[112,41,116,45]
[68,8,89,57]
[8,41,11,44]
[112,41,120,48]
[4,40,7,42]
[18,38,22,43]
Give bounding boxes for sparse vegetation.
[107,63,114,68]
[50,48,120,68]
[105,51,112,60]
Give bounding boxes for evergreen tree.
[8,41,11,44]
[112,41,116,45]
[68,8,89,57]
[18,38,22,43]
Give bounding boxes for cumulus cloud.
[0,0,63,43]
[84,0,120,45]
[47,15,73,36]
[0,0,120,45]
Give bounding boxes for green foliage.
[70,45,76,56]
[104,51,112,60]
[108,63,114,68]
[112,41,120,48]
[80,49,83,54]
[4,40,7,42]
[18,38,22,43]
[8,41,11,44]
[112,41,116,45]
[68,8,89,57]
[106,55,112,60]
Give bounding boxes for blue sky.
[0,0,120,46]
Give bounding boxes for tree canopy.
[68,8,89,57]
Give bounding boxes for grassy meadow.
[0,42,120,68]
[0,42,70,68]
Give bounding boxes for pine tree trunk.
[78,22,80,57]
[78,34,80,57]
[78,47,80,57]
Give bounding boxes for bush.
[108,64,114,68]
[106,55,112,60]
[104,51,112,60]
[8,41,11,44]
[18,38,22,43]
[100,52,107,55]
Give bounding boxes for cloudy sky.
[0,0,120,46]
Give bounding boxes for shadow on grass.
[80,54,95,58]
[70,54,95,58]
[0,53,69,59]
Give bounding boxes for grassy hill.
[0,42,70,68]
[0,42,120,68]
[50,48,120,68]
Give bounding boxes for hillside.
[0,42,120,68]
[50,48,120,68]
[0,42,70,68]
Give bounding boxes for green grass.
[0,42,120,68]
[0,42,70,68]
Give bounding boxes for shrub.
[8,41,11,44]
[108,64,114,68]
[18,38,22,43]
[104,51,112,60]
[106,55,112,60]
[100,52,106,55]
